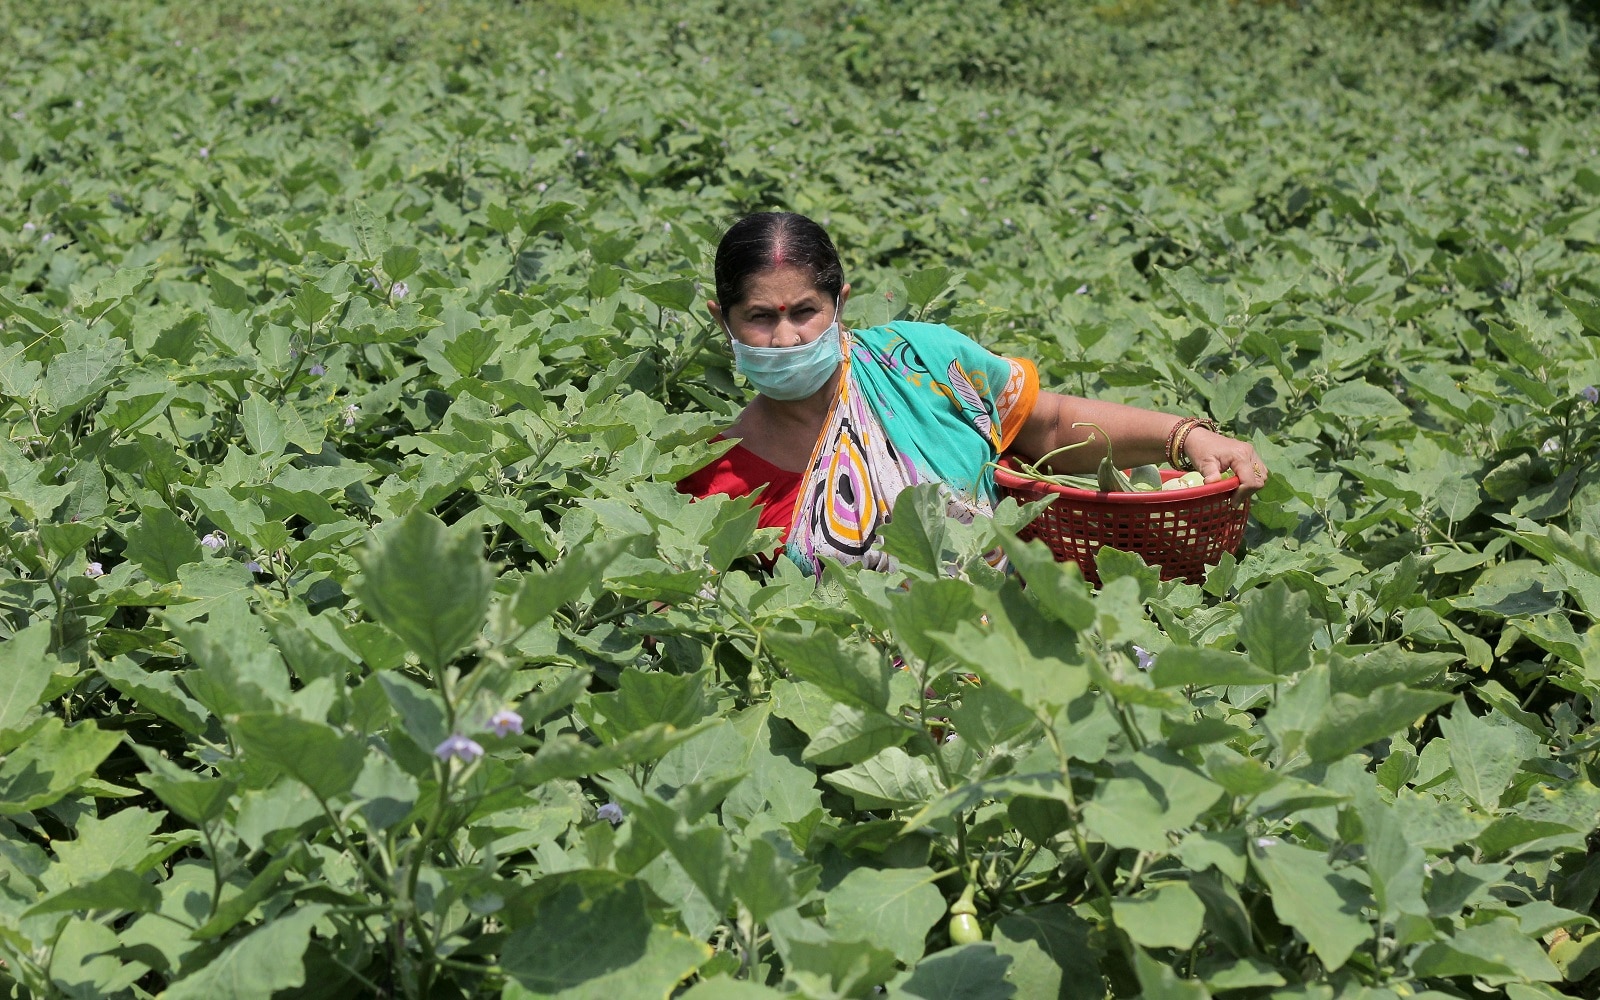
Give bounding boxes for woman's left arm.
[1008,390,1269,497]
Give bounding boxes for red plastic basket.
[994,461,1250,586]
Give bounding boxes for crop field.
[2,0,1600,996]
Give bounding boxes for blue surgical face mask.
[725,300,843,400]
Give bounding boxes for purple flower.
[391,281,409,301]
[1132,645,1155,671]
[245,560,263,574]
[198,147,209,159]
[1582,386,1598,405]
[489,709,523,738]
[308,363,326,377]
[84,562,105,578]
[597,802,625,826]
[435,733,484,763]
[201,531,226,551]
[342,403,359,428]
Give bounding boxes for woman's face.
[710,266,850,348]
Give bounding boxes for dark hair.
[713,212,845,310]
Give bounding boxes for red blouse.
[676,437,803,540]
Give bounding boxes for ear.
[837,282,852,318]
[706,299,725,328]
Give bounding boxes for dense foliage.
[2,0,1599,997]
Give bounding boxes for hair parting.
[714,212,844,310]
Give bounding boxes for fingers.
[1185,430,1268,498]
[1227,452,1268,498]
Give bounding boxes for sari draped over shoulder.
[780,322,1038,575]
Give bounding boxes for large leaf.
[1113,882,1206,950]
[992,906,1105,1000]
[1081,749,1224,851]
[1237,581,1314,676]
[0,623,54,731]
[162,903,331,1000]
[0,718,122,815]
[500,881,709,999]
[1439,705,1523,810]
[1249,839,1370,972]
[891,944,1015,999]
[229,713,366,801]
[765,629,893,712]
[352,509,493,669]
[123,505,203,584]
[824,866,947,966]
[1303,685,1454,763]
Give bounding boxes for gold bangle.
[1175,418,1218,471]
[1165,418,1197,469]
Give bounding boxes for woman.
[679,212,1267,575]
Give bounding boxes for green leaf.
[230,713,366,801]
[634,277,697,312]
[1410,918,1562,985]
[769,909,901,998]
[353,509,492,669]
[123,505,203,584]
[1113,882,1206,950]
[162,904,331,1000]
[1150,647,1278,688]
[721,705,827,827]
[765,629,892,712]
[825,746,944,811]
[1439,705,1523,810]
[500,881,710,998]
[903,265,962,313]
[1249,839,1370,972]
[191,849,304,941]
[38,519,99,558]
[892,944,1014,999]
[887,577,982,665]
[1133,948,1211,999]
[290,282,336,328]
[1555,291,1600,335]
[239,394,286,457]
[1318,380,1409,424]
[0,717,123,815]
[24,868,161,918]
[1081,748,1224,851]
[680,981,788,1000]
[382,245,422,282]
[501,536,630,635]
[993,534,1096,631]
[880,482,954,574]
[99,656,211,734]
[1303,685,1454,763]
[824,866,946,966]
[992,906,1104,1000]
[1358,795,1427,923]
[518,724,703,787]
[0,623,54,731]
[1238,581,1313,675]
[1160,266,1227,327]
[589,669,712,742]
[728,835,808,924]
[136,753,235,825]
